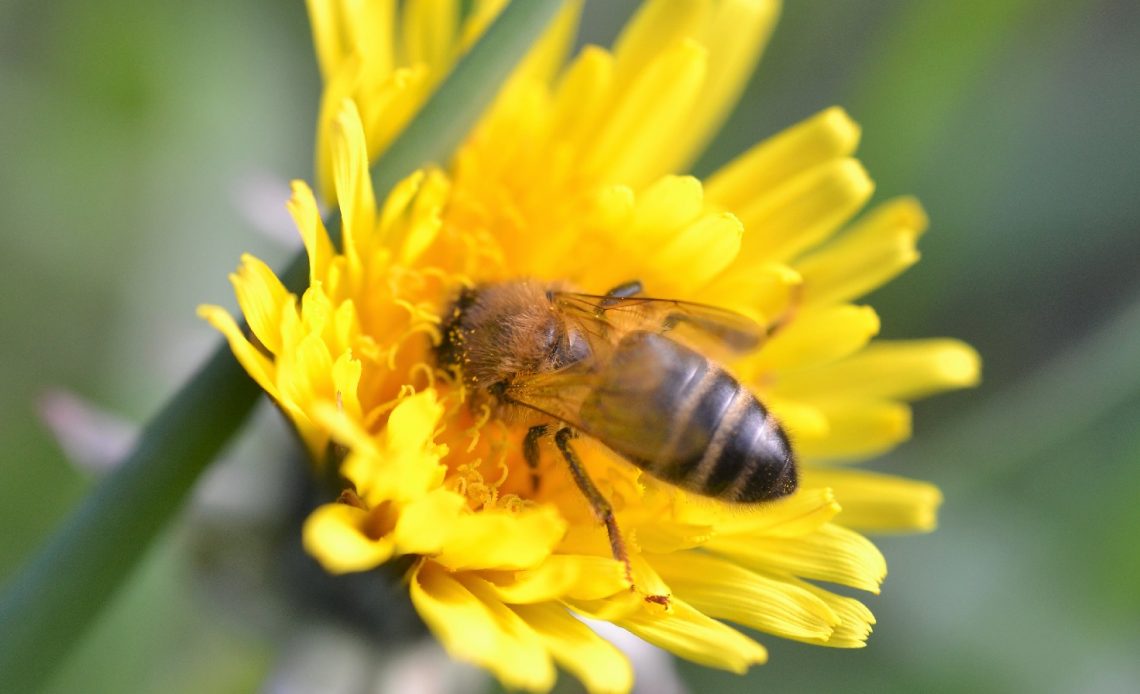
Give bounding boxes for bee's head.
[435,280,573,393]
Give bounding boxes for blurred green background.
[2,0,1138,692]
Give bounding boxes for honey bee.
[436,279,796,583]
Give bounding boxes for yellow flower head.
[201,1,980,692]
[306,0,514,201]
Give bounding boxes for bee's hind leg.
[522,424,548,492]
[553,428,641,594]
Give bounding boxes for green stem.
[0,2,561,690]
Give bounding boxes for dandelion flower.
[201,1,980,691]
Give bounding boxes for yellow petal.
[330,298,361,355]
[230,254,290,356]
[706,106,862,212]
[589,175,709,293]
[332,100,376,286]
[735,158,874,263]
[792,578,876,648]
[477,554,626,605]
[197,305,280,403]
[746,304,880,375]
[376,169,426,245]
[395,168,449,265]
[656,0,782,173]
[633,519,714,554]
[696,261,800,323]
[632,175,704,242]
[563,556,632,602]
[651,212,742,295]
[707,522,887,594]
[357,65,431,170]
[412,563,556,692]
[651,552,840,643]
[305,0,351,81]
[804,468,943,533]
[330,351,362,419]
[302,502,396,574]
[617,597,767,673]
[796,196,928,307]
[550,46,615,154]
[286,180,334,287]
[773,338,982,402]
[317,391,448,503]
[514,602,634,694]
[400,0,458,68]
[352,0,397,76]
[763,396,830,440]
[611,0,705,90]
[434,506,566,571]
[672,485,840,537]
[565,589,644,624]
[794,399,912,463]
[373,391,448,501]
[278,332,334,410]
[394,488,467,555]
[582,39,708,187]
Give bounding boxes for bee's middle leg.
[553,427,635,589]
[522,424,548,492]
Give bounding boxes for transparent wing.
[501,362,601,430]
[503,291,760,430]
[551,291,766,356]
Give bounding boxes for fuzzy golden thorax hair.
[436,280,584,408]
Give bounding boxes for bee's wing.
[501,362,603,430]
[502,291,761,430]
[500,295,676,430]
[551,291,766,356]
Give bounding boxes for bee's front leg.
[522,424,548,492]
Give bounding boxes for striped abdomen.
[578,331,796,502]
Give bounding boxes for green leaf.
[0,2,563,690]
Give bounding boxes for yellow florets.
[201,1,980,692]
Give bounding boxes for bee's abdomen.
[579,332,796,503]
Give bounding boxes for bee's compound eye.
[562,329,590,365]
